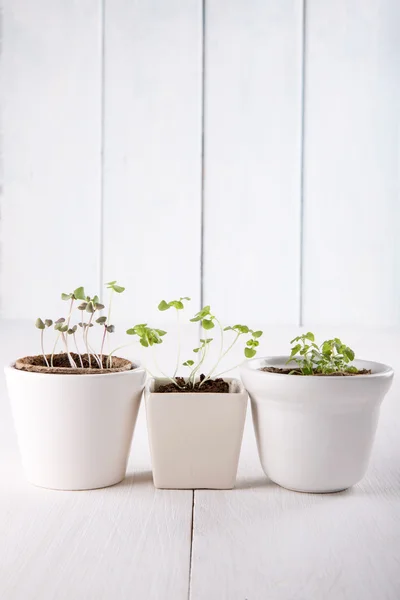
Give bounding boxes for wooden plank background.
[1,0,399,326]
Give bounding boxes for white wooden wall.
[2,0,399,325]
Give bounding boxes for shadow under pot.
[145,377,247,489]
[240,356,394,493]
[5,356,146,490]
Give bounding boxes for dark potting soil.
[28,353,114,369]
[15,353,132,374]
[157,374,229,393]
[260,366,372,376]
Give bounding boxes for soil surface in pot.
[15,353,133,375]
[260,366,372,376]
[157,374,229,393]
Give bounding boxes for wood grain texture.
[0,0,102,319]
[190,331,400,600]
[102,0,203,322]
[203,0,303,324]
[302,0,400,326]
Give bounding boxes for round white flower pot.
[5,363,146,490]
[240,357,394,493]
[145,378,247,489]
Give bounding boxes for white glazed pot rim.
[5,361,145,379]
[146,377,245,394]
[241,356,394,381]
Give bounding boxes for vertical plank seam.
[99,0,106,297]
[199,0,206,310]
[188,490,195,599]
[299,0,307,326]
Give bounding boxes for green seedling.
[34,282,124,370]
[127,299,263,389]
[287,332,357,375]
[158,297,190,378]
[35,318,53,367]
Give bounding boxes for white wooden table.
[1,321,399,599]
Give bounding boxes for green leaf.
[73,287,86,301]
[158,300,170,311]
[170,300,184,310]
[106,280,117,286]
[94,303,105,311]
[35,318,45,330]
[180,297,191,301]
[61,293,72,301]
[305,332,315,342]
[223,326,233,331]
[202,319,214,330]
[96,316,107,324]
[85,302,94,313]
[140,338,149,347]
[113,285,125,293]
[252,330,263,338]
[245,347,256,358]
[290,344,301,356]
[183,360,194,367]
[344,347,355,361]
[155,329,167,336]
[126,328,136,335]
[193,348,200,353]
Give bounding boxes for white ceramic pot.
[240,357,394,493]
[5,363,146,490]
[145,378,247,489]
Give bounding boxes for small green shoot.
[287,332,358,375]
[34,282,125,370]
[127,299,263,389]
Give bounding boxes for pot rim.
[241,356,394,380]
[5,361,145,379]
[145,376,245,394]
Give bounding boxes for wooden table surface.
[1,321,399,600]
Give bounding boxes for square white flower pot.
[145,378,247,489]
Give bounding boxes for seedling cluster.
[35,281,125,370]
[127,298,263,388]
[287,332,357,375]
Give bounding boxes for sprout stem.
[213,361,244,379]
[61,333,77,369]
[148,336,182,388]
[172,309,181,379]
[88,343,102,369]
[66,298,74,329]
[100,326,107,367]
[84,312,95,367]
[41,330,50,368]
[202,331,241,385]
[189,342,208,386]
[73,333,84,368]
[200,318,225,386]
[51,333,61,367]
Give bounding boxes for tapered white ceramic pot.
[145,378,247,489]
[5,363,146,490]
[240,357,394,493]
